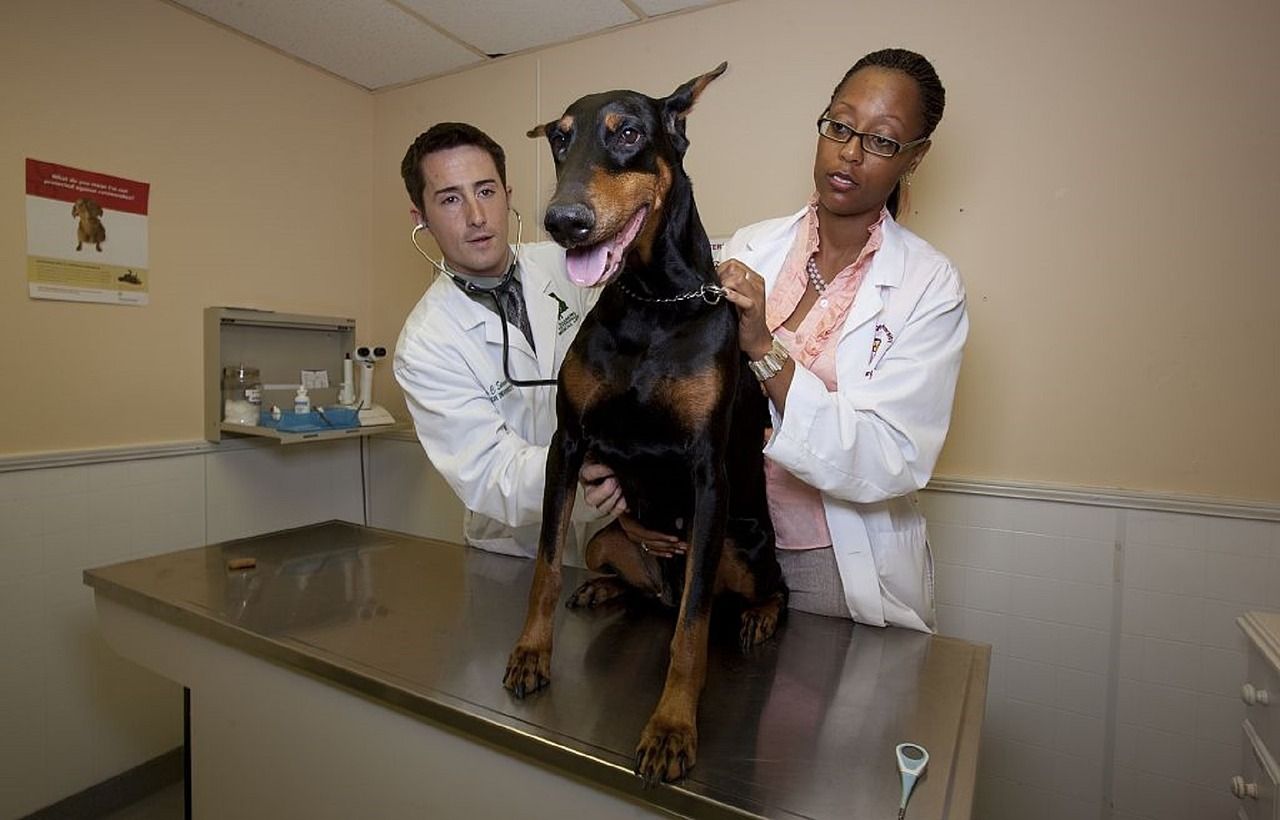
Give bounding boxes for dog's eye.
[620,127,641,146]
[549,131,569,153]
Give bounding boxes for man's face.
[415,146,511,278]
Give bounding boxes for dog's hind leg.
[715,538,786,651]
[568,523,669,609]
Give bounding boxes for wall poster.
[26,158,151,305]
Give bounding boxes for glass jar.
[222,365,262,425]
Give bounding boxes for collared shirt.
[448,258,535,352]
[765,199,889,550]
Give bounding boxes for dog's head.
[72,198,103,221]
[528,62,726,287]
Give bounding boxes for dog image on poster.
[72,198,106,252]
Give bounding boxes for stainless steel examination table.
[85,521,989,819]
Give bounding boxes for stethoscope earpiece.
[410,207,522,282]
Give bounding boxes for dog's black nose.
[544,203,595,246]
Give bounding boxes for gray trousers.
[777,547,850,619]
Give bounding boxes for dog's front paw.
[566,576,629,609]
[635,716,698,785]
[503,643,551,699]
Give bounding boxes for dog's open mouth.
[564,207,648,287]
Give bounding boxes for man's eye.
[478,188,496,198]
[620,127,641,145]
[440,195,458,205]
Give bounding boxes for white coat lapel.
[840,279,883,343]
[838,215,906,345]
[527,278,559,376]
[742,207,805,290]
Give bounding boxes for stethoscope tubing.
[410,210,557,388]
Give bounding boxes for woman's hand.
[580,461,626,515]
[717,259,772,360]
[618,514,687,559]
[580,462,686,558]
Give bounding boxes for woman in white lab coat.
[715,48,968,632]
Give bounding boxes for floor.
[101,782,184,820]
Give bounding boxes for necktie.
[494,278,536,353]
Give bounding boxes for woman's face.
[813,67,931,220]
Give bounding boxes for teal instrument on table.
[895,742,929,819]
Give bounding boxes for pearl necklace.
[806,255,830,309]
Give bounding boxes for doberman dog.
[502,63,786,784]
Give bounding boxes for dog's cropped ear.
[89,201,103,217]
[527,122,549,139]
[661,61,727,157]
[72,202,80,217]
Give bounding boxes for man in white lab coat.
[393,123,608,559]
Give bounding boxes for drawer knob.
[1242,683,1271,706]
[1231,775,1259,800]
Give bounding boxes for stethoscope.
[411,208,557,388]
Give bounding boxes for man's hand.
[580,461,626,515]
[579,461,687,558]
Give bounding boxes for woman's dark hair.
[401,122,507,213]
[831,48,945,217]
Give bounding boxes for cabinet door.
[1237,721,1278,820]
[1246,644,1280,753]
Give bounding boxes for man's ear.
[409,207,426,229]
[661,61,727,156]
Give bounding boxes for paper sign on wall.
[710,237,729,266]
[25,159,151,305]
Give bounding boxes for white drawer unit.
[1238,612,1280,820]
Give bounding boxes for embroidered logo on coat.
[550,291,580,335]
[866,323,896,379]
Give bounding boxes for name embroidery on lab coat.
[550,292,580,336]
[485,379,514,402]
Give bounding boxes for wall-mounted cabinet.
[204,307,401,444]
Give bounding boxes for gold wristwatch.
[747,336,790,382]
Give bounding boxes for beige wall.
[1,0,374,454]
[371,0,1280,501]
[4,0,1276,501]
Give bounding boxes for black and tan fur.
[502,63,786,784]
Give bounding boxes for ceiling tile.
[398,0,637,56]
[630,0,719,16]
[174,0,483,89]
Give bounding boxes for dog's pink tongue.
[565,243,611,287]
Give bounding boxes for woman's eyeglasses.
[816,115,929,158]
